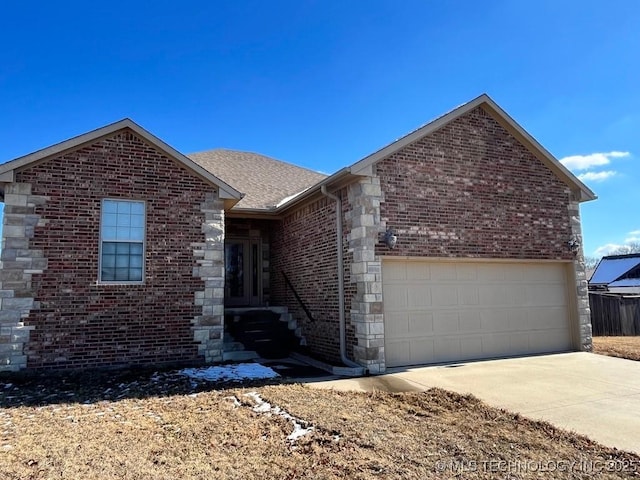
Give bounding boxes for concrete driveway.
[306,352,640,454]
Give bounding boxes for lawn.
[1,366,639,479]
[593,336,640,362]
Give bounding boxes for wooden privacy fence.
[589,292,640,336]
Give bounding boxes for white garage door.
[383,259,573,368]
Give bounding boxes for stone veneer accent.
[0,183,48,372]
[192,192,226,363]
[347,176,385,374]
[569,198,593,351]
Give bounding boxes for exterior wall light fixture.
[383,228,398,249]
[567,236,581,256]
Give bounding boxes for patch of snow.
[274,187,312,208]
[244,391,314,442]
[180,363,280,382]
[224,396,241,408]
[3,383,12,389]
[288,422,314,442]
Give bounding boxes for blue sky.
[1,1,638,257]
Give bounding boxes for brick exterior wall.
[14,130,220,369]
[375,106,574,260]
[270,190,354,364]
[271,106,588,370]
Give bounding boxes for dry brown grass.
[593,336,640,361]
[1,377,639,479]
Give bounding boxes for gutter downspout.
[321,185,367,376]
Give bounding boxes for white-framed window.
[99,199,145,283]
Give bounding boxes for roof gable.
[590,254,640,285]
[348,94,596,203]
[0,119,243,208]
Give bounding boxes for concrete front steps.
[222,306,304,361]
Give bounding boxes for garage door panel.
[406,263,430,280]
[458,311,481,332]
[434,337,462,363]
[478,285,508,305]
[430,264,458,281]
[433,311,459,334]
[408,311,434,335]
[383,285,408,309]
[527,285,567,306]
[477,264,507,281]
[529,307,569,329]
[384,259,573,368]
[506,286,527,305]
[526,264,566,282]
[481,333,512,357]
[384,263,407,281]
[480,310,509,331]
[384,312,409,336]
[407,285,432,307]
[460,336,484,359]
[455,264,478,281]
[507,333,531,353]
[385,339,411,367]
[528,329,571,352]
[431,287,458,307]
[504,265,525,281]
[411,339,435,364]
[458,286,479,305]
[504,309,528,330]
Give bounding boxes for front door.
[224,238,261,306]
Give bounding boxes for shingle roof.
[188,149,327,210]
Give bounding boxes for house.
[0,94,596,373]
[589,254,640,294]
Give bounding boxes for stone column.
[568,198,592,351]
[0,183,48,372]
[192,191,225,363]
[347,177,386,373]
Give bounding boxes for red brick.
[18,129,215,370]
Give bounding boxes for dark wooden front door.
[224,238,261,306]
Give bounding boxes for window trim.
[98,198,146,285]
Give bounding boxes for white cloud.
[594,243,624,256]
[559,151,630,171]
[594,230,640,256]
[577,170,616,182]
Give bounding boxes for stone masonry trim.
[569,199,593,351]
[192,191,226,363]
[347,176,386,374]
[0,183,48,372]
